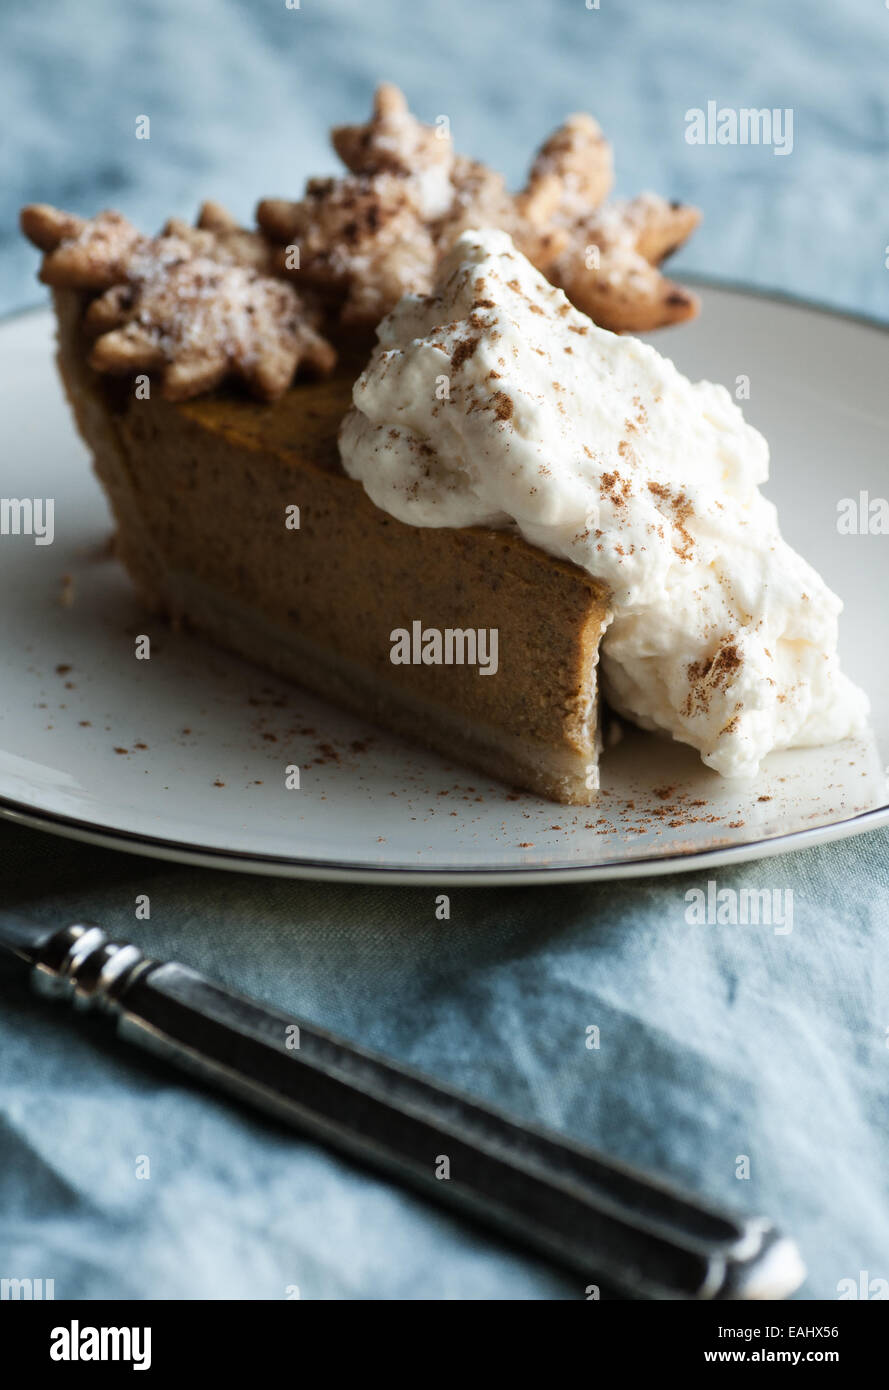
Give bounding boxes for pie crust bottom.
[164,567,604,802]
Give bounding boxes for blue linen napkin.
[2,820,889,1298]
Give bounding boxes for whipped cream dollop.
[338,229,868,778]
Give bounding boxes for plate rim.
[1,792,887,885]
[2,288,887,885]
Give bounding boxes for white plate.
[1,291,887,883]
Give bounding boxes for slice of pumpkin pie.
[19,98,865,802]
[22,205,613,804]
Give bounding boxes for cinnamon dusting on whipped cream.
[339,229,869,778]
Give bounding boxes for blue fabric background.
[1,0,888,1299]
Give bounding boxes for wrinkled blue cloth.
[2,0,888,1300]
